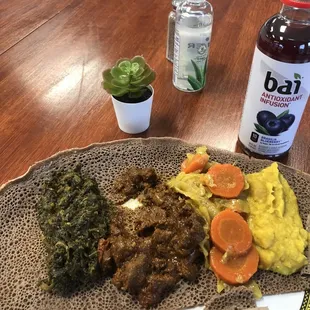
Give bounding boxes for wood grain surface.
[0,0,73,55]
[0,0,309,186]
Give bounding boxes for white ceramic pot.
[111,86,154,134]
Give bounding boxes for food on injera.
[100,172,206,308]
[0,137,309,310]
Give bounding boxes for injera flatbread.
[0,137,309,310]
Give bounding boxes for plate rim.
[1,137,309,192]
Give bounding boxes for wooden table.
[0,0,309,186]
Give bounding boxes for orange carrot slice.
[210,209,252,256]
[181,154,209,174]
[205,164,245,198]
[210,246,259,285]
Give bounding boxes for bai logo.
[264,71,302,95]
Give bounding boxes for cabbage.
[217,278,262,299]
[167,172,221,219]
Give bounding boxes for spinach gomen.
[37,165,111,295]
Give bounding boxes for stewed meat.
[98,168,206,308]
[113,167,159,201]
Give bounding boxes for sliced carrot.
[210,209,252,256]
[181,154,209,174]
[204,164,245,198]
[210,246,259,285]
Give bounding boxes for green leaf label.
[276,110,289,119]
[187,75,202,90]
[254,123,270,135]
[294,73,302,80]
[191,60,203,84]
[187,58,208,90]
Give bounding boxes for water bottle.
[173,0,213,92]
[166,0,186,63]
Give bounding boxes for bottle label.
[239,46,310,156]
[173,24,212,91]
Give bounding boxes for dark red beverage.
[239,0,310,159]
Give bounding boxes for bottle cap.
[281,0,310,8]
[172,0,185,6]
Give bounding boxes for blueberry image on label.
[254,111,277,136]
[257,110,276,126]
[280,114,295,130]
[264,119,286,136]
[255,110,296,136]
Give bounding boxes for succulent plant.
[102,56,156,99]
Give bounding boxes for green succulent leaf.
[111,78,130,87]
[111,89,128,97]
[131,56,146,69]
[254,123,270,135]
[130,62,140,75]
[111,67,126,79]
[134,66,145,77]
[188,75,202,90]
[102,80,114,93]
[116,58,130,66]
[128,85,143,92]
[111,88,129,97]
[134,65,152,79]
[102,81,128,97]
[131,71,156,86]
[118,60,132,74]
[102,70,113,82]
[102,56,155,99]
[131,65,153,82]
[141,73,156,87]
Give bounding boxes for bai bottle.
[173,0,213,92]
[239,0,310,159]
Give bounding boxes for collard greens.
[38,165,111,294]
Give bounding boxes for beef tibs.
[98,168,206,308]
[113,167,159,202]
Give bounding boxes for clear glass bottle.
[173,0,213,92]
[238,0,310,159]
[166,0,185,63]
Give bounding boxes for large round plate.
[1,138,309,310]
